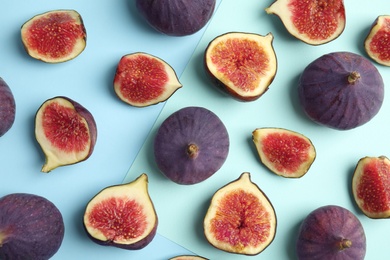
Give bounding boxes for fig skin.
[136,0,216,36]
[352,156,390,219]
[296,205,366,260]
[35,96,97,172]
[364,15,390,66]
[298,51,384,130]
[83,173,158,250]
[0,193,65,260]
[0,77,16,137]
[170,256,208,260]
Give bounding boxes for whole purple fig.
[0,77,16,137]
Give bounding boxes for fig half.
[204,32,277,101]
[21,10,86,63]
[364,15,390,66]
[113,52,182,107]
[252,128,316,178]
[204,172,277,255]
[35,96,97,172]
[352,156,390,219]
[170,256,208,260]
[265,0,346,45]
[83,173,158,250]
[0,77,16,137]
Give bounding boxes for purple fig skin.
[154,106,229,185]
[136,0,216,36]
[0,193,65,260]
[298,51,384,130]
[296,205,366,260]
[0,77,16,137]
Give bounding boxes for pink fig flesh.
[364,15,390,66]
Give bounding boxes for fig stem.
[348,71,361,84]
[338,238,352,250]
[186,143,199,159]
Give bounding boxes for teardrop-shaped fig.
[154,106,229,185]
[296,205,366,260]
[204,172,277,255]
[0,193,65,260]
[204,32,277,101]
[136,0,216,36]
[265,0,346,45]
[252,128,316,178]
[113,52,182,107]
[21,10,86,63]
[35,96,97,172]
[352,156,390,219]
[83,173,158,250]
[364,15,390,66]
[0,77,16,137]
[298,51,384,130]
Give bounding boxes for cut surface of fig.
[252,128,316,178]
[35,96,97,172]
[113,52,182,107]
[298,51,384,130]
[83,173,158,250]
[296,205,366,260]
[0,77,16,137]
[352,156,390,219]
[170,255,208,260]
[21,9,86,63]
[204,172,276,255]
[205,32,277,101]
[265,0,346,45]
[136,0,216,36]
[154,106,229,185]
[0,193,64,260]
[364,15,390,66]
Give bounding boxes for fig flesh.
[35,96,97,172]
[352,156,390,219]
[136,0,216,36]
[0,193,65,260]
[252,128,316,178]
[364,15,390,66]
[21,10,86,63]
[265,0,346,45]
[298,51,384,130]
[0,77,16,137]
[113,52,182,107]
[296,205,366,260]
[204,172,277,255]
[154,106,229,185]
[204,32,277,101]
[83,173,158,250]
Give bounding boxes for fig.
[83,173,158,250]
[21,10,86,63]
[0,77,16,137]
[204,32,277,101]
[298,51,384,130]
[0,193,65,260]
[113,52,182,107]
[296,205,366,260]
[135,0,216,36]
[352,156,390,219]
[265,0,346,45]
[35,96,97,173]
[252,128,316,178]
[204,172,277,255]
[170,256,208,260]
[154,106,229,185]
[364,15,390,66]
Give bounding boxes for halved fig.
[364,15,390,66]
[204,32,277,101]
[204,172,277,255]
[154,106,229,185]
[265,0,346,45]
[0,77,16,137]
[83,173,158,250]
[252,128,316,178]
[113,52,182,107]
[21,10,86,63]
[170,255,208,260]
[35,96,97,172]
[352,156,390,219]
